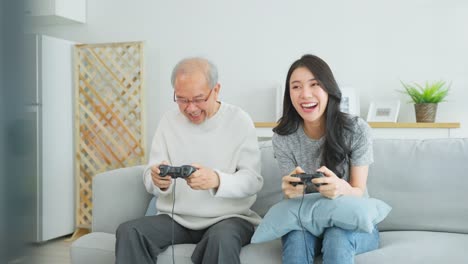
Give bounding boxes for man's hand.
[281,166,306,199]
[186,163,220,190]
[150,161,172,191]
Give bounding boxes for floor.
[8,236,72,264]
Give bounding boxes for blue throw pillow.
[145,196,158,216]
[251,193,391,243]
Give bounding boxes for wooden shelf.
[254,122,277,128]
[254,122,460,129]
[367,122,460,128]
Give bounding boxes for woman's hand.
[281,167,306,199]
[313,166,351,199]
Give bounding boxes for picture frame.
[367,100,400,122]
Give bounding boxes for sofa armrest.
[92,165,152,234]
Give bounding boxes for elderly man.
[115,57,263,264]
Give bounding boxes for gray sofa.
[71,138,468,264]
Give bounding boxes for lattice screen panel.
[74,42,146,229]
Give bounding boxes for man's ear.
[214,83,221,99]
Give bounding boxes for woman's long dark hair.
[273,54,355,178]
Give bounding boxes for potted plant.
[400,80,450,123]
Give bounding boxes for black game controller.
[290,172,325,187]
[159,165,197,179]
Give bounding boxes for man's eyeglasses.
[173,89,214,105]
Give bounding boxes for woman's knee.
[282,230,318,264]
[324,227,352,240]
[282,230,318,250]
[322,227,355,253]
[282,230,305,243]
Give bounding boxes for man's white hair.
[171,57,218,89]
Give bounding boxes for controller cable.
[297,183,313,264]
[171,179,177,264]
[292,159,313,263]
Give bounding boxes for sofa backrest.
[254,138,468,234]
[368,138,468,234]
[93,165,152,233]
[251,141,283,217]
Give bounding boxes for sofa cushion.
[71,232,115,264]
[355,231,468,264]
[71,233,283,264]
[145,196,158,216]
[368,139,468,233]
[71,232,197,264]
[242,231,468,264]
[251,193,391,243]
[240,239,282,264]
[158,244,196,264]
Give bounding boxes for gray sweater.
[272,117,373,193]
[143,102,263,230]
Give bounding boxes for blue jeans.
[281,227,379,264]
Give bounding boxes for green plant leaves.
[399,80,450,104]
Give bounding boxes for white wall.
[29,0,468,145]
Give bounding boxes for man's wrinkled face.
[174,71,219,124]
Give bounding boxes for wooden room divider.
[72,41,146,238]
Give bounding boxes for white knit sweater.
[143,102,263,229]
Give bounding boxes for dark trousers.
[115,214,254,264]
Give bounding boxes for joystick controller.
[290,172,325,187]
[159,165,197,179]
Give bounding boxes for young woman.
[272,54,379,264]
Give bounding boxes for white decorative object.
[340,87,360,116]
[24,0,86,25]
[275,83,283,121]
[25,34,76,242]
[74,41,146,233]
[367,100,401,122]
